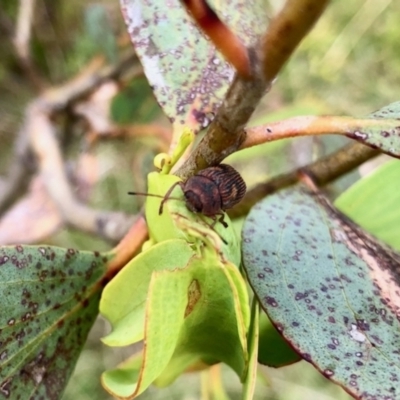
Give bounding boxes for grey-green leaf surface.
[120,0,268,132]
[0,245,108,399]
[242,187,400,400]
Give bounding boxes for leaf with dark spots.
[347,101,400,157]
[0,245,109,399]
[242,186,400,400]
[120,0,268,132]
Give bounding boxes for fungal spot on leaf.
[21,312,31,322]
[0,379,11,398]
[0,256,9,265]
[20,353,47,385]
[264,296,278,307]
[348,324,367,343]
[185,279,201,317]
[323,369,334,377]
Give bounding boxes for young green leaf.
[0,245,108,399]
[242,298,260,400]
[242,186,400,400]
[102,255,249,398]
[100,239,195,346]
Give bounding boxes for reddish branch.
[241,115,400,150]
[181,0,251,78]
[106,215,148,278]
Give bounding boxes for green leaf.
[335,159,400,251]
[242,298,259,400]
[242,187,400,399]
[161,257,249,380]
[120,0,268,132]
[145,172,186,244]
[102,255,249,398]
[102,269,191,398]
[84,4,117,62]
[258,312,301,367]
[110,78,160,125]
[0,245,108,399]
[100,239,195,346]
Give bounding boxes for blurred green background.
[0,0,398,398]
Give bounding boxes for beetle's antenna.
[128,188,183,215]
[128,192,164,198]
[158,181,181,215]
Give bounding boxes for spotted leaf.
[242,186,400,400]
[120,0,268,132]
[0,245,108,399]
[347,101,400,157]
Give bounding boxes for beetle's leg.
[219,213,228,228]
[159,181,181,215]
[212,213,228,228]
[202,217,229,244]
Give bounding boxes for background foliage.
[0,0,399,398]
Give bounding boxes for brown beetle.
[129,164,246,227]
[160,164,246,227]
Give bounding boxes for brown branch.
[261,0,330,81]
[13,0,45,90]
[40,54,140,110]
[0,53,139,239]
[228,142,380,218]
[0,129,33,215]
[28,105,136,241]
[176,0,331,180]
